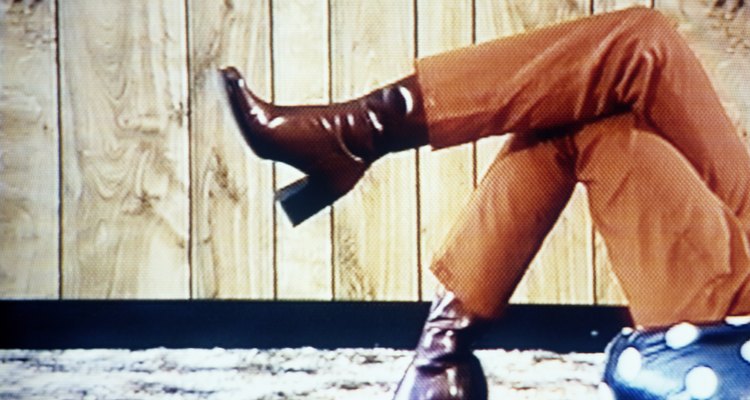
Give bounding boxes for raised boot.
[220,66,429,225]
[393,290,489,400]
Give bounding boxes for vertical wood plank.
[590,0,650,305]
[475,0,594,305]
[416,0,475,300]
[189,1,274,299]
[273,0,333,300]
[331,0,419,301]
[0,0,59,298]
[60,0,189,298]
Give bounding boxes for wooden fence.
[2,0,747,304]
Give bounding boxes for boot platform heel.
[275,164,366,226]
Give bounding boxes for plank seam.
[413,0,423,302]
[55,0,64,300]
[184,0,194,300]
[268,0,279,300]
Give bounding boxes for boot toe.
[219,66,243,83]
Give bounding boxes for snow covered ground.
[0,348,605,399]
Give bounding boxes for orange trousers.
[416,8,750,327]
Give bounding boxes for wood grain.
[417,0,475,300]
[475,0,594,304]
[0,0,59,298]
[273,0,333,300]
[331,0,419,301]
[60,0,189,298]
[188,0,275,299]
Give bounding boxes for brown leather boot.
[220,66,429,225]
[393,290,489,400]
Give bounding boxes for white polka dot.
[725,315,750,326]
[621,327,634,336]
[597,382,616,400]
[685,366,718,399]
[741,340,750,363]
[616,347,642,382]
[665,322,700,350]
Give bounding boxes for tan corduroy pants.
[416,7,750,328]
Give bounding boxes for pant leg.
[430,131,577,319]
[433,113,750,325]
[574,114,750,327]
[416,7,750,232]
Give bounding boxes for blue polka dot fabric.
[600,317,750,399]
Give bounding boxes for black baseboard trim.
[0,301,632,352]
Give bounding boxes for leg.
[576,118,750,398]
[430,132,577,318]
[418,7,750,232]
[429,114,750,325]
[392,132,577,400]
[417,115,750,398]
[573,114,750,327]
